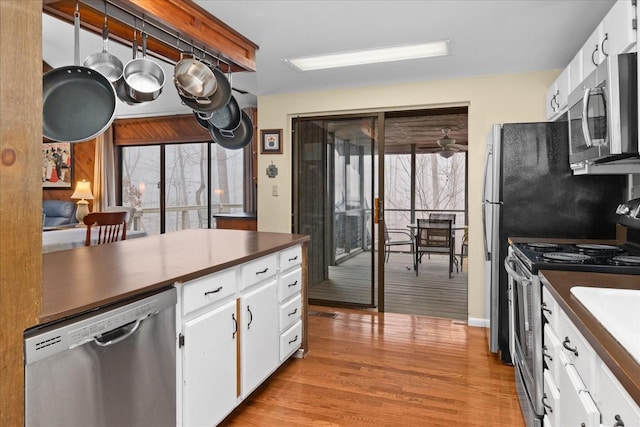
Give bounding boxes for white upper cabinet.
[583,0,637,76]
[546,66,570,120]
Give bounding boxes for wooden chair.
[415,218,456,278]
[83,211,127,246]
[383,222,414,263]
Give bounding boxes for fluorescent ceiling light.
[284,40,450,71]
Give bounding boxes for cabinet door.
[546,83,559,120]
[182,300,238,427]
[241,280,279,398]
[597,361,640,427]
[602,0,637,58]
[583,25,603,76]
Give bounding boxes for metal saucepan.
[43,9,116,143]
[174,54,217,105]
[123,30,165,103]
[179,66,231,113]
[208,110,253,150]
[82,11,123,86]
[207,95,242,131]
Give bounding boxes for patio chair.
[415,218,457,278]
[383,222,414,263]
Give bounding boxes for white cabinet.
[240,279,279,398]
[542,284,640,427]
[182,300,238,427]
[583,0,637,76]
[545,66,570,120]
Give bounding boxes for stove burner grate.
[542,252,594,264]
[575,244,625,256]
[609,256,640,266]
[525,243,561,251]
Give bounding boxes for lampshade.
[439,149,456,159]
[71,180,94,200]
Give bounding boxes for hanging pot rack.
[43,0,258,73]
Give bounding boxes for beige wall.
[256,69,559,321]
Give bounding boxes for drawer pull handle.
[542,393,553,413]
[232,314,237,339]
[541,302,552,315]
[288,308,298,317]
[614,414,625,427]
[562,337,578,357]
[288,280,299,288]
[247,305,253,329]
[288,335,298,345]
[542,345,553,362]
[204,286,223,296]
[288,255,298,261]
[256,267,269,275]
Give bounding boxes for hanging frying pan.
[208,110,253,150]
[193,111,210,129]
[43,8,116,143]
[207,95,242,132]
[174,53,218,105]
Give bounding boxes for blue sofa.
[42,200,78,228]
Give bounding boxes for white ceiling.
[43,1,616,116]
[194,0,616,96]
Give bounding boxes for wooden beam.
[43,0,258,72]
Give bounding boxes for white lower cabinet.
[182,300,238,427]
[241,279,279,398]
[177,243,305,426]
[542,283,640,427]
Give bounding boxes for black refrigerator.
[482,121,626,364]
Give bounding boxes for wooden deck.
[309,251,468,321]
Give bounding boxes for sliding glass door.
[293,115,382,308]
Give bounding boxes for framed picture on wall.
[42,142,73,189]
[261,129,283,154]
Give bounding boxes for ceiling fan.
[422,129,468,158]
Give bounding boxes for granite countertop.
[540,270,640,406]
[40,229,309,325]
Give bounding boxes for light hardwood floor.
[220,306,524,426]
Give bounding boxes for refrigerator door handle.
[482,202,490,261]
[482,141,493,261]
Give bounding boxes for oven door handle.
[503,255,531,285]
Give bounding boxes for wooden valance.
[43,0,258,72]
[113,114,211,146]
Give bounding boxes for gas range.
[511,241,640,275]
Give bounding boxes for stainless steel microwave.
[568,52,638,169]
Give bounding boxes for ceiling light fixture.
[284,40,450,71]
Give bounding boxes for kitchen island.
[38,228,310,426]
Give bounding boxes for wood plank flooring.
[220,306,524,426]
[310,252,468,321]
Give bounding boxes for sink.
[570,287,640,364]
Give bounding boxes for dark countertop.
[41,229,309,325]
[540,270,640,406]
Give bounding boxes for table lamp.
[71,179,94,223]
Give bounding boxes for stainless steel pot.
[174,54,217,105]
[83,15,123,86]
[43,9,116,143]
[179,66,231,113]
[123,31,165,103]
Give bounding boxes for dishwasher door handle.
[93,319,142,347]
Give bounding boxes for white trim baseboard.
[467,317,489,328]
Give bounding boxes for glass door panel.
[121,145,161,235]
[295,116,378,307]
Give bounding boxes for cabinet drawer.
[543,324,561,384]
[279,245,302,272]
[558,310,595,389]
[542,286,558,328]
[182,269,237,316]
[543,370,560,427]
[241,254,277,290]
[279,320,302,362]
[559,359,600,427]
[278,268,302,302]
[597,361,640,427]
[279,295,301,332]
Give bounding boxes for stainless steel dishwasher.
[25,287,177,427]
